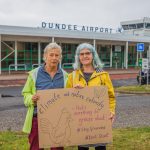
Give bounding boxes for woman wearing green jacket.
[22,43,68,150]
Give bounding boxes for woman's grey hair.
[73,43,104,70]
[43,42,62,61]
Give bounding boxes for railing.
[9,64,27,74]
[32,64,41,69]
[104,62,110,68]
[62,63,73,69]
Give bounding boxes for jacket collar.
[77,69,106,79]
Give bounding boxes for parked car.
[137,69,150,85]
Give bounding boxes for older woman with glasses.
[66,43,116,150]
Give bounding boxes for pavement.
[0,68,150,132]
[0,92,150,131]
[0,68,139,87]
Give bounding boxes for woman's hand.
[109,112,115,124]
[32,94,40,104]
[73,84,84,89]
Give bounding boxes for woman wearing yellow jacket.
[66,43,116,150]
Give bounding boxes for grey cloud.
[0,0,150,29]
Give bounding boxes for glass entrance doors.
[61,43,78,69]
[112,46,124,68]
[97,45,111,68]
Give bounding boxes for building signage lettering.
[41,22,113,33]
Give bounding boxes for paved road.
[0,96,26,131]
[0,86,23,97]
[0,92,149,131]
[0,78,138,97]
[0,78,148,131]
[114,93,150,128]
[112,78,138,87]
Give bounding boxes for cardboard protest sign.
[37,86,112,148]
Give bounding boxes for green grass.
[0,127,150,150]
[115,85,150,93]
[110,127,150,150]
[0,131,28,150]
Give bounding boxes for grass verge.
[115,85,150,93]
[0,127,150,150]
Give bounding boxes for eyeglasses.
[79,52,92,56]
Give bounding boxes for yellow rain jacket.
[66,69,116,114]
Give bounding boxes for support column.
[148,44,150,62]
[38,42,41,66]
[140,51,142,59]
[110,45,112,67]
[125,41,128,69]
[52,37,55,43]
[15,41,17,71]
[0,35,1,74]
[136,51,139,66]
[93,39,96,50]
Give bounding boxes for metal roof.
[121,17,150,25]
[0,24,150,43]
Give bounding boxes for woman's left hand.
[109,112,115,124]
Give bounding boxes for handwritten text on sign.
[37,86,112,148]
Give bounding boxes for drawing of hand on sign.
[40,108,73,145]
[94,86,107,99]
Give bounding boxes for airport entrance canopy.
[0,25,150,74]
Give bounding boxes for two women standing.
[22,42,116,150]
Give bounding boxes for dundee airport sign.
[41,22,113,34]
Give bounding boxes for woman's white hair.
[73,43,104,70]
[43,42,62,61]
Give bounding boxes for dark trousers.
[29,117,64,150]
[78,146,106,150]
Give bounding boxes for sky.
[0,0,150,30]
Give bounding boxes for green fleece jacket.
[22,67,68,134]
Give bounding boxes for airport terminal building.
[0,17,150,74]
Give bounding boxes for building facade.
[0,18,150,74]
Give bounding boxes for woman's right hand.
[32,94,40,104]
[73,84,84,89]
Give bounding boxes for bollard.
[147,69,149,86]
[139,69,141,85]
